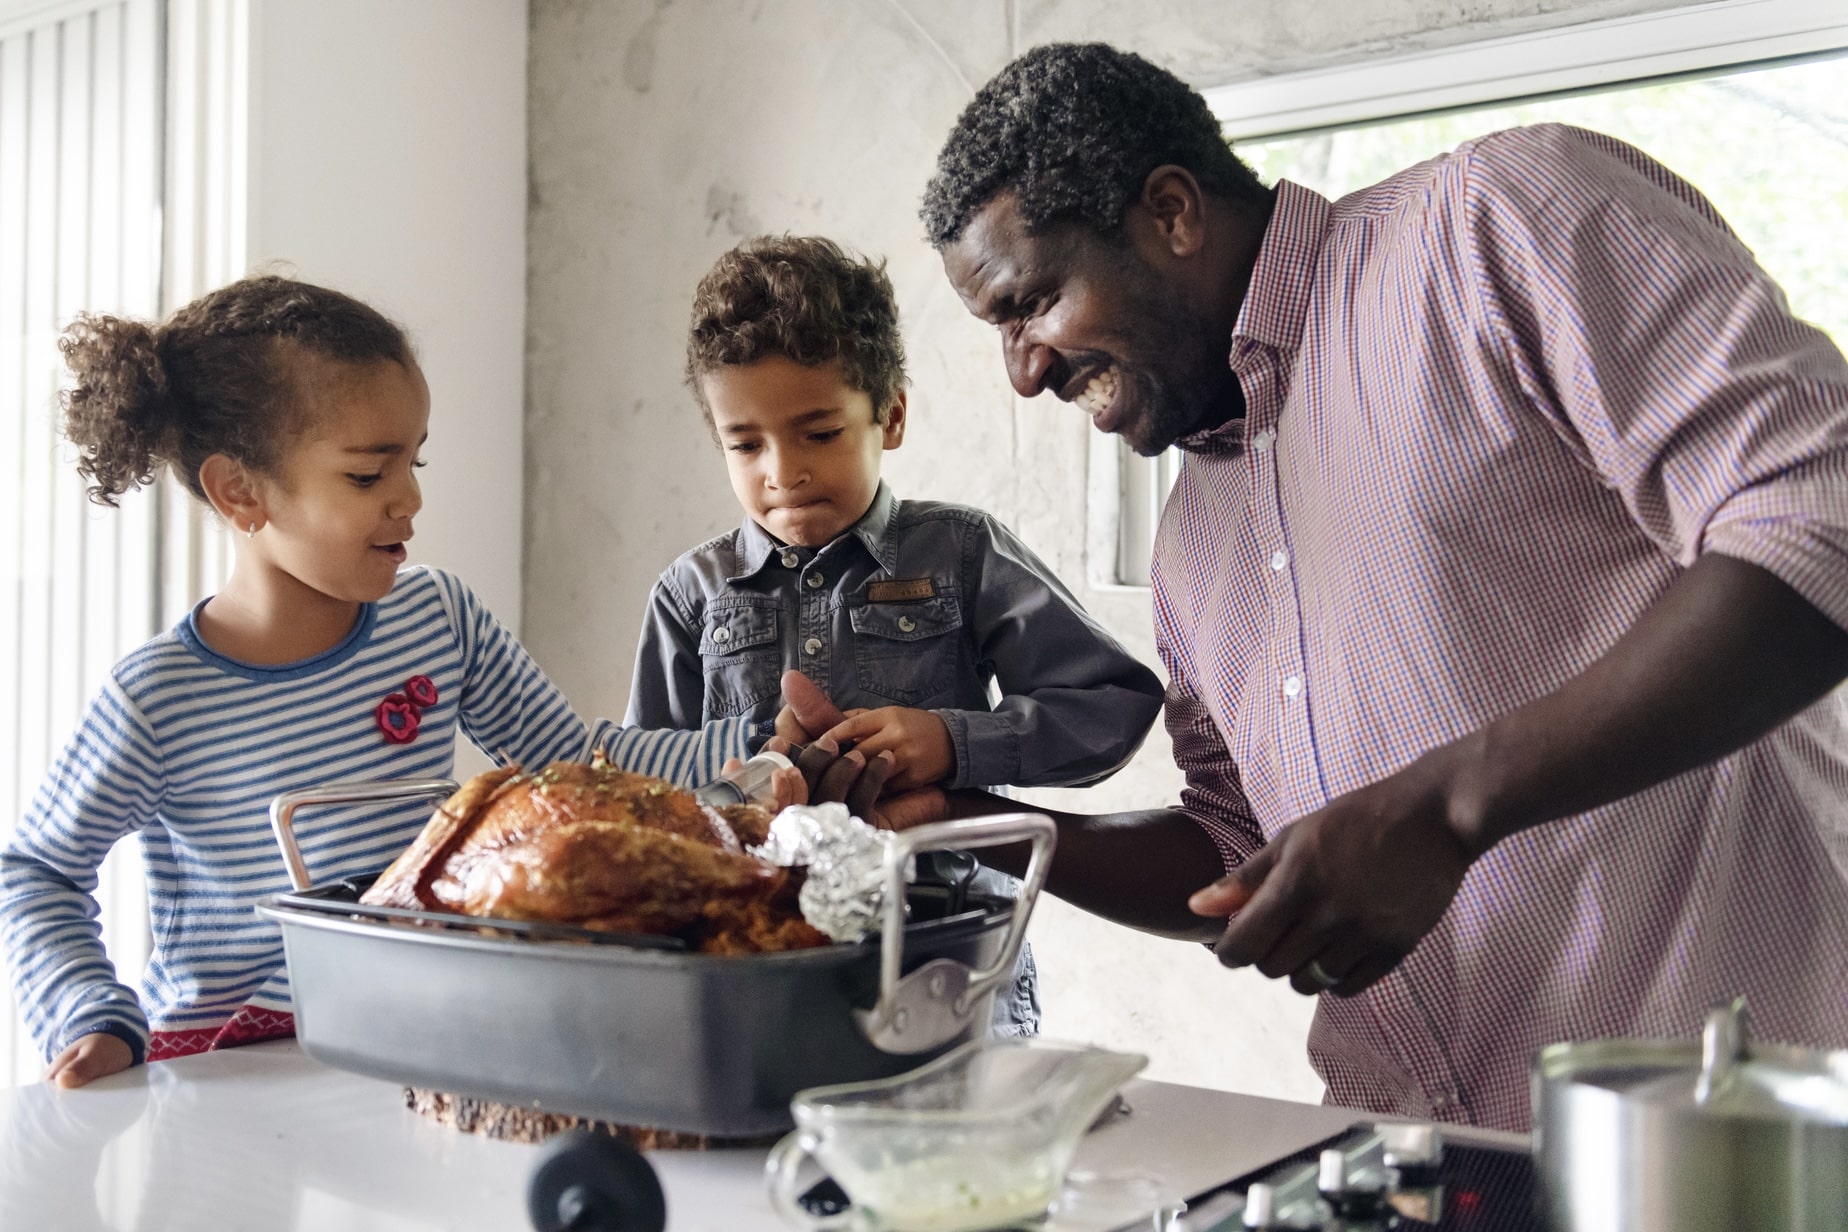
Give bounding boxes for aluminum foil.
[750,803,909,943]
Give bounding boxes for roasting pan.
[254,778,1055,1136]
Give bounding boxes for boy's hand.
[775,669,847,744]
[787,739,949,831]
[45,1032,133,1088]
[819,706,954,794]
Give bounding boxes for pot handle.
[268,779,459,891]
[1695,994,1750,1105]
[855,812,1057,1054]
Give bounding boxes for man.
[796,42,1848,1132]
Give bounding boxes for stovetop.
[1168,1121,1544,1231]
[797,1120,1543,1231]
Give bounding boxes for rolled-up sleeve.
[939,516,1164,789]
[1463,123,1848,630]
[1153,588,1267,873]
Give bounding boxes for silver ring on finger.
[1304,958,1339,991]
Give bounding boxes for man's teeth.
[1076,367,1119,415]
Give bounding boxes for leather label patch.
[866,578,936,603]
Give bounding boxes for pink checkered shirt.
[1155,124,1848,1132]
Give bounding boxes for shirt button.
[1270,549,1289,572]
[711,626,731,643]
[805,573,824,589]
[1282,675,1303,699]
[803,637,823,656]
[780,550,799,569]
[1252,429,1275,452]
[897,615,916,633]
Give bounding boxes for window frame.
[1091,0,1848,590]
[1203,0,1848,142]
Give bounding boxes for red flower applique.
[404,674,439,708]
[375,693,421,745]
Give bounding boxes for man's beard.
[1078,238,1243,456]
[1114,304,1240,457]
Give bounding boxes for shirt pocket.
[849,595,962,707]
[697,600,781,720]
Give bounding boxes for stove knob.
[1242,1182,1279,1228]
[1381,1123,1444,1184]
[1318,1148,1388,1218]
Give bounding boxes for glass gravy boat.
[766,1037,1148,1232]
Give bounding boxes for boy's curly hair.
[685,236,907,428]
[60,275,413,505]
[920,42,1271,248]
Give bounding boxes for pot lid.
[1543,997,1848,1125]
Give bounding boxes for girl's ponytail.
[55,275,412,507]
[59,313,179,506]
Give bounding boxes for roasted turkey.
[360,756,828,954]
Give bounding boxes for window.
[1095,0,1848,587]
[1,0,165,1084]
[0,0,243,1084]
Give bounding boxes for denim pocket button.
[850,593,962,705]
[699,602,781,716]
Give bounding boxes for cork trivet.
[403,1087,779,1149]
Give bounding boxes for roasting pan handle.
[269,779,459,891]
[856,812,1056,1054]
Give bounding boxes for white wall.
[524,0,1700,1101]
[246,0,528,632]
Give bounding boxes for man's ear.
[198,452,266,535]
[881,390,907,450]
[1138,164,1209,259]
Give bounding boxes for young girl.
[0,276,758,1089]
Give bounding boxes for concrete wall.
[525,0,1693,1100]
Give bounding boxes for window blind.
[0,0,162,1086]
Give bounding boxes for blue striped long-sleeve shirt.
[0,566,748,1065]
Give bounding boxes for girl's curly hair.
[60,275,413,506]
[920,42,1271,247]
[685,236,907,430]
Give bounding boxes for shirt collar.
[1175,181,1333,456]
[848,481,899,572]
[1232,180,1332,357]
[727,481,898,581]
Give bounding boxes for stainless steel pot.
[1534,998,1848,1231]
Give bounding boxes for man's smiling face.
[940,190,1239,456]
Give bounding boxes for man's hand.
[814,706,954,794]
[1189,745,1475,997]
[720,753,808,810]
[45,1032,133,1089]
[784,737,948,831]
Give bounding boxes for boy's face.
[702,356,904,548]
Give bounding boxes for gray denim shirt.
[625,483,1164,789]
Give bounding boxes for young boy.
[626,235,1165,1035]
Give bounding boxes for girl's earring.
[246,522,258,539]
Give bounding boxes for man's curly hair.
[686,236,907,429]
[920,43,1270,248]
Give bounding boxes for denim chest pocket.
[698,603,781,720]
[849,595,962,706]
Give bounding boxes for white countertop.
[0,1041,1462,1231]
